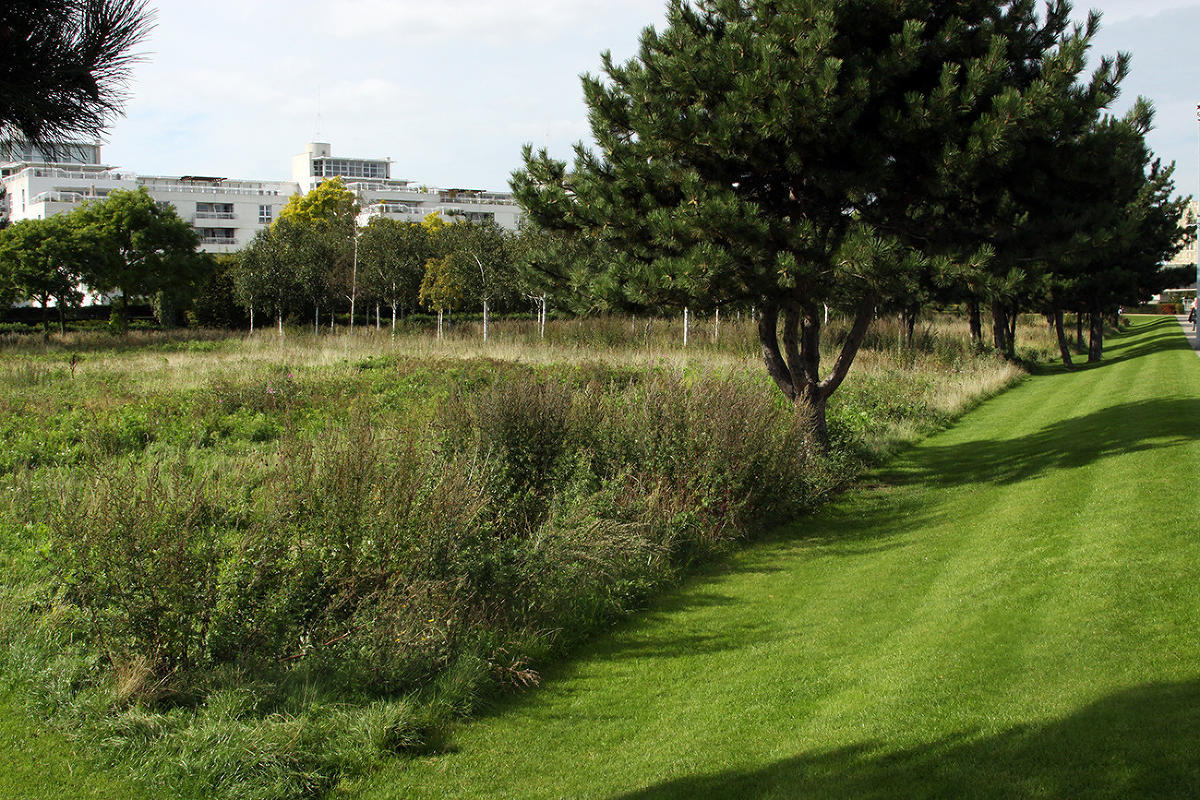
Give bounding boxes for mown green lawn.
[0,692,145,800]
[347,315,1200,799]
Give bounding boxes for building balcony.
[30,190,88,205]
[19,166,134,181]
[437,193,517,207]
[194,211,237,220]
[137,180,291,197]
[366,202,421,214]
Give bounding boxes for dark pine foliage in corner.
[0,0,153,145]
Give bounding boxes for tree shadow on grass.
[1021,317,1189,372]
[612,679,1200,799]
[1064,316,1194,365]
[892,397,1200,489]
[464,318,1192,738]
[1103,318,1194,364]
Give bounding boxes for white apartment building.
[290,142,522,230]
[1165,199,1200,273]
[1,141,523,254]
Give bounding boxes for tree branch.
[757,302,795,400]
[818,295,876,399]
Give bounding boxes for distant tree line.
[0,186,211,333]
[0,2,1193,428]
[223,176,574,337]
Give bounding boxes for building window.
[196,227,237,245]
[195,202,234,219]
[312,157,386,180]
[258,204,272,224]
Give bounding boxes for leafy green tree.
[0,0,152,144]
[419,255,465,338]
[290,222,339,334]
[72,187,208,331]
[278,176,358,230]
[277,176,359,327]
[508,222,600,334]
[420,211,447,233]
[358,217,429,331]
[188,253,248,329]
[437,220,514,340]
[0,215,87,332]
[233,221,306,335]
[512,0,1102,442]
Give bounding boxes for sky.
[102,0,1200,197]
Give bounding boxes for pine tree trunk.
[991,301,1009,355]
[1088,308,1104,362]
[1053,309,1074,368]
[797,381,829,445]
[1075,312,1084,347]
[110,292,128,335]
[901,306,917,349]
[758,296,875,450]
[967,299,982,347]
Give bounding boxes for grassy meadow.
[0,312,1049,798]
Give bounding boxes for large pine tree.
[513,0,1110,443]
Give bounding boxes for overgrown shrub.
[50,461,225,676]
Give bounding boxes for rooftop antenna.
[315,86,323,141]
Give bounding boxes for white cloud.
[325,0,664,43]
[1080,0,1200,24]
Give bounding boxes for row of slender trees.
[229,178,534,339]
